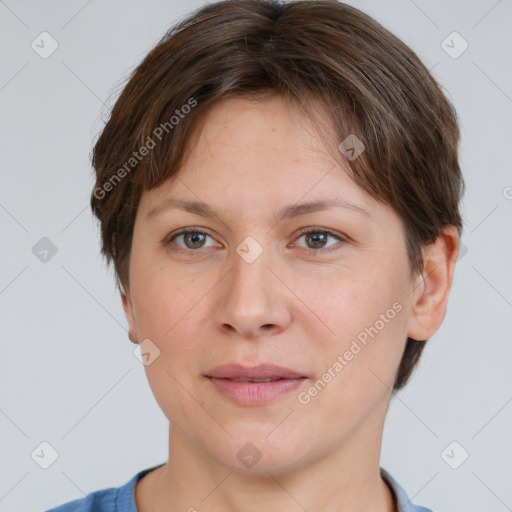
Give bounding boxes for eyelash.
[162,227,346,256]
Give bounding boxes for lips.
[205,363,307,381]
[205,364,308,406]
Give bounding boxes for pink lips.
[205,364,308,406]
[206,363,306,380]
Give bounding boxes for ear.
[406,225,460,342]
[121,287,139,345]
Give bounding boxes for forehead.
[190,95,329,163]
[142,96,375,211]
[135,95,409,240]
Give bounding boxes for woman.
[46,0,464,510]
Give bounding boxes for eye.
[163,227,218,251]
[162,227,347,255]
[293,228,346,255]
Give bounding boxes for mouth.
[215,377,302,383]
[204,364,308,406]
[205,363,308,380]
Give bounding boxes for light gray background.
[1,0,511,511]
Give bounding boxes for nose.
[211,240,293,340]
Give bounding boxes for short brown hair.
[90,0,464,390]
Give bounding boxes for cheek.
[131,267,210,422]
[130,256,204,336]
[300,299,407,437]
[130,262,216,391]
[307,272,409,393]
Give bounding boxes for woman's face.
[122,96,427,473]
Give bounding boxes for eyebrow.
[145,197,373,224]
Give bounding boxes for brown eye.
[162,227,346,256]
[294,228,346,255]
[180,231,207,249]
[164,228,217,252]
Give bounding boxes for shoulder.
[43,487,117,512]
[43,464,165,512]
[380,467,434,512]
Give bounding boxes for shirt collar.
[118,464,431,512]
[381,467,432,512]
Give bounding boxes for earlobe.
[406,226,460,342]
[121,290,139,345]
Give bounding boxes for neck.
[150,401,396,512]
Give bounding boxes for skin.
[121,95,459,512]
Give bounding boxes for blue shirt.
[44,464,433,512]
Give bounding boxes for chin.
[207,434,308,475]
